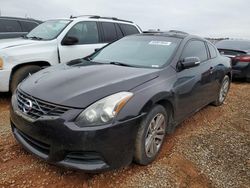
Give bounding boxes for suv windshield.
[90,35,181,68]
[26,20,71,40]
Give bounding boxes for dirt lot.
[0,82,249,188]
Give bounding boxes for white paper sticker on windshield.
[151,65,160,68]
[149,41,172,46]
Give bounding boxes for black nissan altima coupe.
[10,31,231,172]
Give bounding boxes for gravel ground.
[0,82,249,188]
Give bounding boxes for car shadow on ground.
[0,92,11,102]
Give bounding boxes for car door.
[206,42,222,98]
[58,21,106,63]
[173,40,213,122]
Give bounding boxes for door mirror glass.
[180,57,200,69]
[62,36,79,45]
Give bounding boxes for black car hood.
[20,63,159,108]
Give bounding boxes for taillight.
[233,55,250,62]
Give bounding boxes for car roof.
[140,30,195,39]
[0,16,42,23]
[135,31,210,45]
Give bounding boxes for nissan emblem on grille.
[22,99,33,113]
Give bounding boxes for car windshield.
[26,20,71,40]
[216,40,250,52]
[90,35,181,68]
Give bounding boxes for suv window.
[115,24,123,39]
[207,43,217,58]
[66,21,99,44]
[181,40,208,62]
[119,24,139,36]
[101,22,118,43]
[0,19,22,32]
[20,21,38,32]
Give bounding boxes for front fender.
[116,69,177,121]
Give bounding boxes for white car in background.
[0,15,142,92]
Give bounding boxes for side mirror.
[179,57,200,70]
[62,36,79,45]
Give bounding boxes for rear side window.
[0,19,22,32]
[115,24,123,39]
[66,21,99,44]
[20,21,38,32]
[208,43,217,58]
[181,40,208,62]
[101,22,118,43]
[119,24,139,36]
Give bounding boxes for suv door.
[174,40,213,122]
[59,21,106,63]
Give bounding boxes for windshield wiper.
[22,35,28,39]
[26,36,44,40]
[109,61,135,67]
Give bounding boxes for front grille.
[16,89,72,120]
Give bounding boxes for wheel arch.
[9,61,51,89]
[140,92,176,133]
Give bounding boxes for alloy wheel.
[145,113,166,158]
[219,78,229,103]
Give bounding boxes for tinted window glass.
[101,22,117,43]
[20,21,38,32]
[0,19,22,32]
[115,24,123,39]
[119,24,139,36]
[181,40,208,62]
[208,43,217,58]
[91,36,181,68]
[67,21,99,44]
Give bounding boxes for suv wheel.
[10,65,41,93]
[134,105,168,165]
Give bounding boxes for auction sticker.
[149,41,172,45]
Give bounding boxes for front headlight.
[75,92,133,126]
[0,57,3,70]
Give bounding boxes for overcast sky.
[1,0,249,39]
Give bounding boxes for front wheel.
[212,75,230,106]
[134,105,168,165]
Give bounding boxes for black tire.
[212,75,230,106]
[134,105,168,165]
[10,65,41,93]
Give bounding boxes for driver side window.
[181,40,208,62]
[66,21,99,44]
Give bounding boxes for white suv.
[0,15,142,92]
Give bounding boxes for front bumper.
[10,95,144,172]
[232,62,250,79]
[0,69,11,92]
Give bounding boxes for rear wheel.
[213,75,230,106]
[134,105,168,165]
[10,65,41,93]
